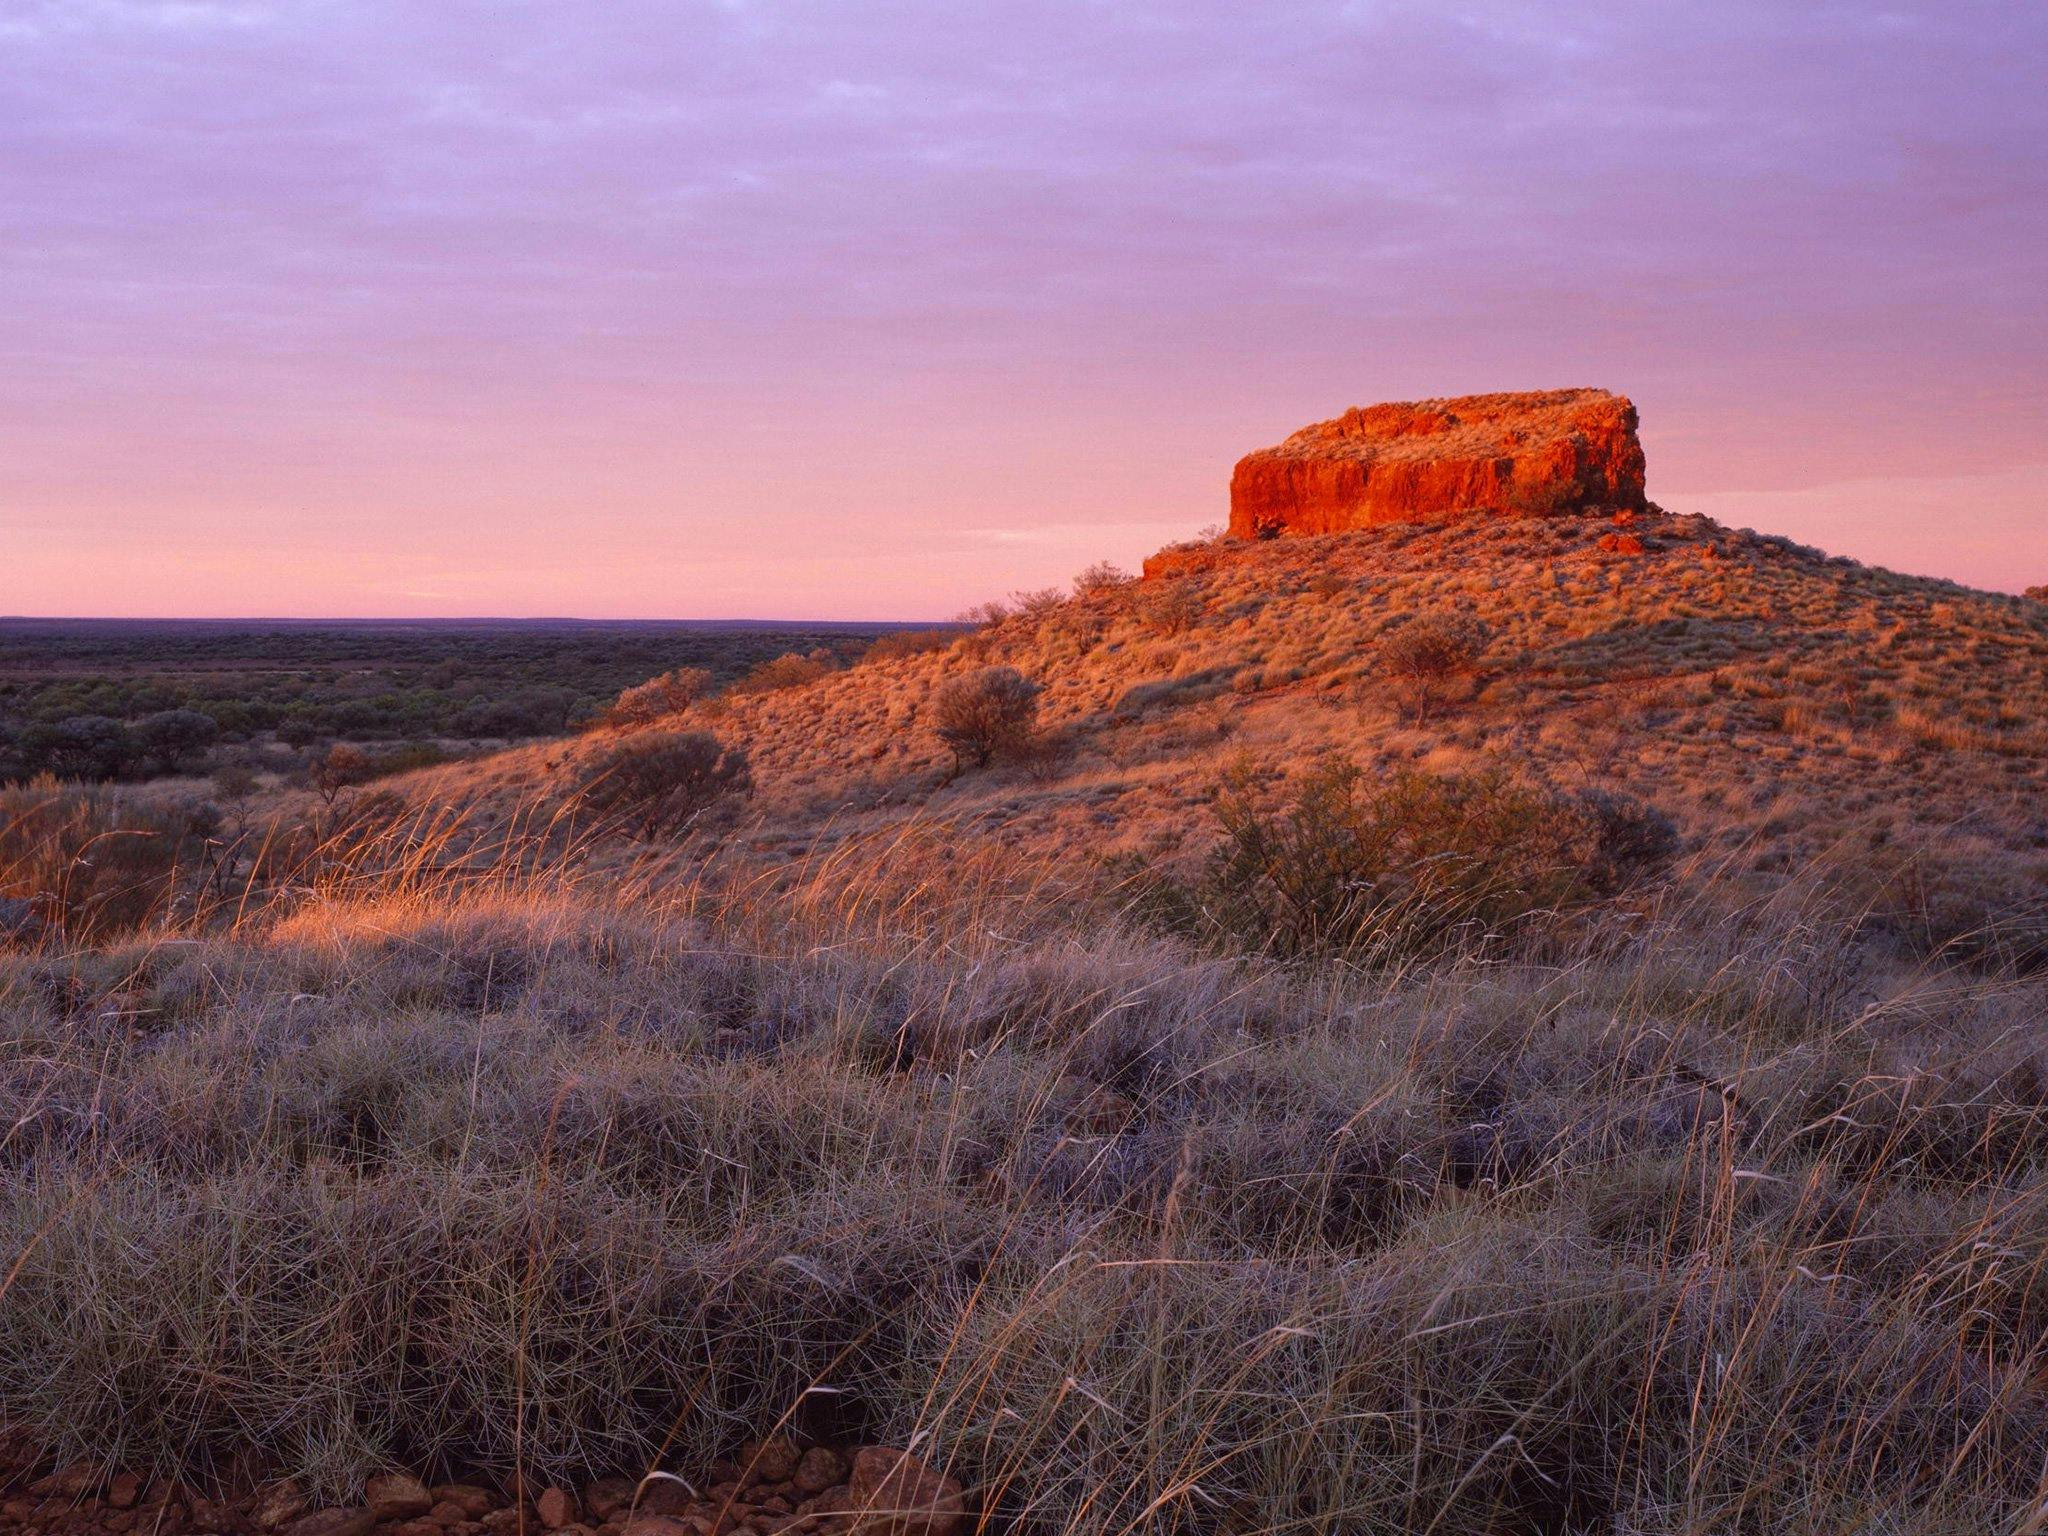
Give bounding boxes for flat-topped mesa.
[1228,388,1647,540]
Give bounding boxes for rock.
[1596,531,1646,555]
[283,1509,377,1536]
[365,1472,435,1522]
[251,1481,311,1530]
[581,1477,639,1523]
[106,1473,142,1510]
[844,1449,964,1536]
[790,1448,845,1497]
[1228,388,1647,540]
[537,1488,579,1529]
[737,1438,798,1487]
[430,1485,498,1520]
[189,1495,237,1531]
[620,1520,697,1536]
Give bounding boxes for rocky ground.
[0,1436,963,1536]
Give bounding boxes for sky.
[1,0,2044,619]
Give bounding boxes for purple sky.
[3,0,2044,617]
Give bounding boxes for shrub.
[1132,758,1675,962]
[0,777,220,942]
[13,715,138,781]
[931,667,1041,777]
[604,666,714,727]
[2026,584,2048,603]
[309,743,373,806]
[133,709,220,774]
[1010,587,1067,619]
[731,652,835,696]
[1380,615,1490,722]
[863,629,959,664]
[576,731,751,837]
[1137,580,1204,636]
[1072,561,1132,597]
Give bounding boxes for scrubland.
[6,510,2048,1534]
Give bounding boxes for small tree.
[310,743,372,807]
[932,667,1041,777]
[606,667,714,728]
[134,709,220,774]
[2025,585,2048,603]
[1381,616,1490,724]
[576,730,751,838]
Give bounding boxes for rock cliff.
[1227,388,1647,539]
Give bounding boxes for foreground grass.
[2,830,2047,1535]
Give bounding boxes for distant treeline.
[0,619,947,783]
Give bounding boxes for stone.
[581,1478,639,1523]
[251,1482,311,1531]
[537,1488,579,1530]
[1228,388,1647,540]
[621,1521,696,1536]
[1596,531,1646,555]
[737,1438,798,1487]
[283,1510,377,1536]
[843,1449,964,1536]
[430,1486,498,1520]
[365,1472,435,1522]
[106,1473,142,1510]
[790,1449,845,1496]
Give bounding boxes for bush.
[1137,580,1203,636]
[309,743,374,806]
[576,731,751,837]
[133,709,220,774]
[1132,758,1676,962]
[12,715,138,781]
[863,629,959,664]
[931,667,1041,776]
[1072,561,1132,596]
[604,666,714,727]
[0,777,221,942]
[1380,615,1489,722]
[731,652,835,696]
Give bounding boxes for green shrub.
[1132,759,1676,962]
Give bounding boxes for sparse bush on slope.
[575,730,751,837]
[932,667,1041,777]
[1380,614,1490,723]
[604,666,714,727]
[1131,758,1676,962]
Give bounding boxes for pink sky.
[3,0,2044,619]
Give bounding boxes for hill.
[4,404,2048,1536]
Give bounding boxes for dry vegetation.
[6,509,2048,1534]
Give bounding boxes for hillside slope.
[417,508,2048,906]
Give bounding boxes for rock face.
[1228,388,1646,540]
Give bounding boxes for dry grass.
[2,799,2047,1532]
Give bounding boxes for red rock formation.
[1228,388,1646,540]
